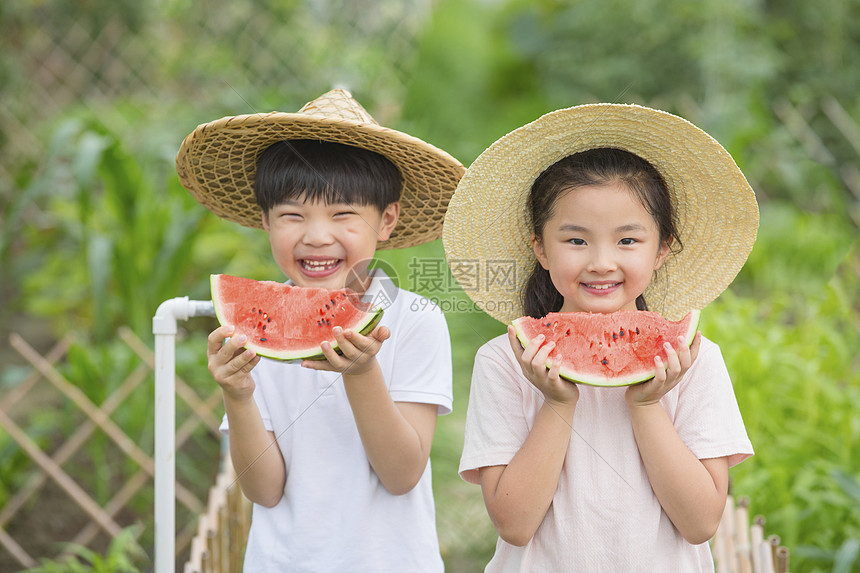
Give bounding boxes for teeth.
[586,283,617,290]
[302,259,339,270]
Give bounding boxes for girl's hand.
[508,326,579,406]
[626,331,702,407]
[207,325,261,401]
[302,325,390,375]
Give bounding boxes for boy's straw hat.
[442,103,759,323]
[176,89,465,250]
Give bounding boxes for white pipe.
[153,297,214,573]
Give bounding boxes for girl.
[443,104,758,571]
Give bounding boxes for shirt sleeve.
[459,337,533,484]
[672,338,753,467]
[386,296,454,415]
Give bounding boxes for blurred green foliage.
[1,0,859,571]
[703,245,860,572]
[24,525,147,573]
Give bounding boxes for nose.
[586,246,617,274]
[301,222,335,246]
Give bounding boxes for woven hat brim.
[442,103,759,323]
[176,112,465,250]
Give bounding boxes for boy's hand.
[625,331,702,407]
[207,325,261,401]
[507,326,579,407]
[302,325,390,375]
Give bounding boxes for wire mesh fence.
[0,0,430,203]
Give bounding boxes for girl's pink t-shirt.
[459,335,752,572]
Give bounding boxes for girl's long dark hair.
[522,148,681,318]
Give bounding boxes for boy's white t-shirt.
[459,334,753,573]
[221,270,452,572]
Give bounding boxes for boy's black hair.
[523,147,682,318]
[253,139,402,214]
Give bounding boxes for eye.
[569,238,586,246]
[273,208,301,218]
[619,238,637,245]
[331,204,357,217]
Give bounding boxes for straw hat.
[176,89,465,250]
[442,103,759,323]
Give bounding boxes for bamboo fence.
[182,453,251,573]
[712,494,790,573]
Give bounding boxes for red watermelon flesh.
[211,274,383,361]
[512,309,700,387]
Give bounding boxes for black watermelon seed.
[619,329,625,337]
[601,358,608,365]
[260,338,267,342]
[612,332,618,340]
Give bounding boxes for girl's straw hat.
[442,103,759,323]
[176,89,465,250]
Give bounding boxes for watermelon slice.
[512,309,700,387]
[210,274,383,361]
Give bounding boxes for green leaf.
[87,233,113,342]
[833,538,860,573]
[832,469,860,506]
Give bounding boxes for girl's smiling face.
[532,182,670,314]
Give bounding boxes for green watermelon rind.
[210,274,385,362]
[512,309,701,387]
[295,308,384,362]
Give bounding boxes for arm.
[208,326,286,507]
[477,326,579,546]
[479,401,575,546]
[302,325,438,495]
[344,361,438,495]
[627,402,728,543]
[625,332,726,543]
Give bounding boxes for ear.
[261,210,271,232]
[654,237,672,270]
[376,202,400,242]
[531,233,549,270]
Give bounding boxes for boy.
[176,89,465,571]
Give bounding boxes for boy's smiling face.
[262,197,399,294]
